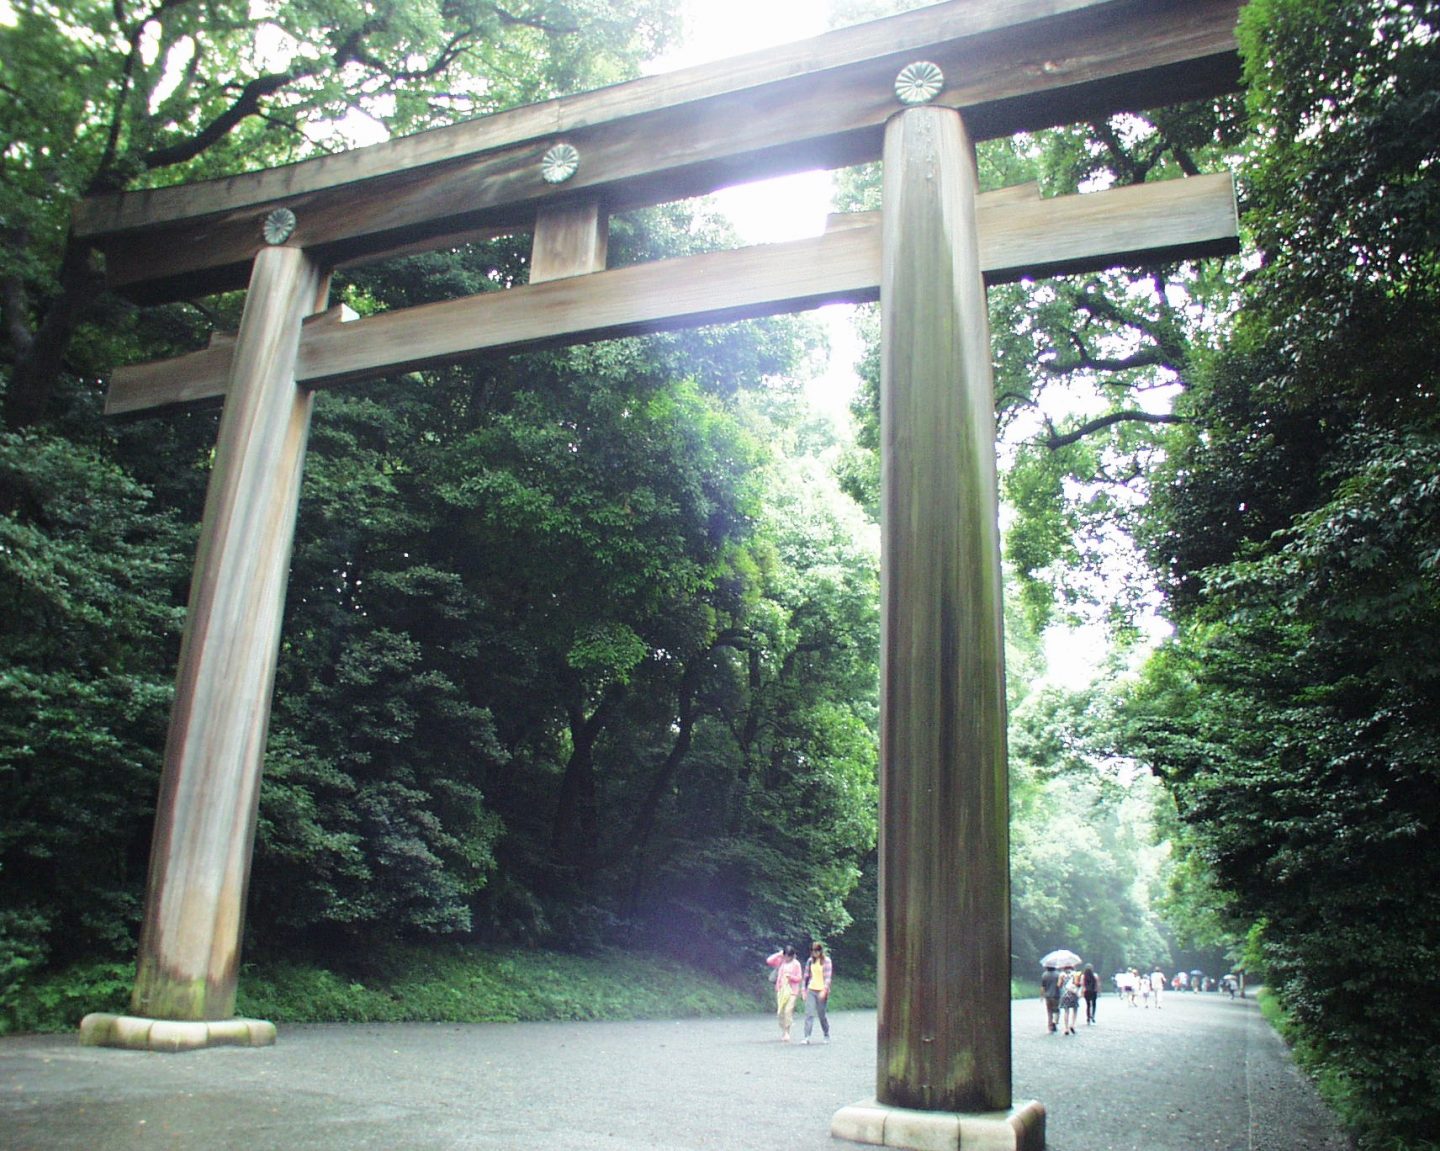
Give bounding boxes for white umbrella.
[1040,948,1082,968]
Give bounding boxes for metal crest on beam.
[74,0,1244,304]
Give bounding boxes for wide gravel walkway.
[1,991,1350,1150]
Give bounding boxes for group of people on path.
[766,942,832,1044]
[1115,967,1169,1008]
[1041,963,1100,1034]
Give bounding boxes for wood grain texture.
[104,174,1236,416]
[876,106,1011,1114]
[76,0,1242,303]
[529,200,609,283]
[129,248,324,1022]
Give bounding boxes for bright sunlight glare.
[646,0,836,245]
[646,1,860,424]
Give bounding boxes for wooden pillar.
[129,246,325,1022]
[876,105,1011,1113]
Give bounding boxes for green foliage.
[603,409,881,965]
[0,959,133,1036]
[1,947,768,1033]
[1007,684,1170,979]
[0,943,885,1034]
[0,0,681,427]
[0,902,50,1022]
[0,0,886,1006]
[833,107,1248,637]
[1128,434,1440,1143]
[0,431,188,963]
[207,210,874,965]
[1126,3,1440,1144]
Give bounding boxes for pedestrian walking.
[1082,963,1100,1025]
[1151,967,1165,1009]
[765,946,803,1042]
[1059,966,1081,1035]
[801,942,832,1044]
[1041,964,1062,1033]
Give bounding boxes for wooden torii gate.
[75,1,1243,1146]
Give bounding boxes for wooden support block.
[529,201,608,283]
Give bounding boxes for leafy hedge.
[3,946,892,1035]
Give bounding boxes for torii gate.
[73,1,1242,1147]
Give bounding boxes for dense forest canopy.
[3,1,1439,1147]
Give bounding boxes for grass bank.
[1,945,884,1035]
[1,950,1056,1036]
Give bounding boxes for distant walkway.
[2,992,1349,1150]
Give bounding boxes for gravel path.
[1,992,1351,1150]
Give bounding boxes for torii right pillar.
[832,105,1044,1151]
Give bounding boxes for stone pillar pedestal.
[79,1013,276,1052]
[832,1098,1045,1151]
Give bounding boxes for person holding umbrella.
[1058,966,1081,1034]
[1040,949,1080,1033]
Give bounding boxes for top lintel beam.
[76,0,1242,304]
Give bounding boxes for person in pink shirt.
[766,946,804,1042]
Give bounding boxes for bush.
[0,960,133,1035]
[0,945,777,1034]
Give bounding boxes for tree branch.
[1043,410,1183,450]
[1043,347,1171,376]
[140,69,308,171]
[491,2,578,36]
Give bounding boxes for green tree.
[0,0,684,968]
[834,109,1247,636]
[0,431,189,970]
[214,186,878,967]
[1127,1,1440,1143]
[634,401,881,963]
[0,0,678,427]
[1008,681,1170,980]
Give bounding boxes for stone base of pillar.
[79,1013,276,1052]
[831,1097,1045,1151]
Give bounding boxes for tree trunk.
[2,235,105,429]
[549,686,617,877]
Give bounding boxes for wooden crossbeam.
[77,0,1242,304]
[104,174,1236,416]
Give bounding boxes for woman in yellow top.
[801,942,833,1044]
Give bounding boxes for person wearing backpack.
[1041,964,1062,1033]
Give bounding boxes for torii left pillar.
[81,246,326,1051]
